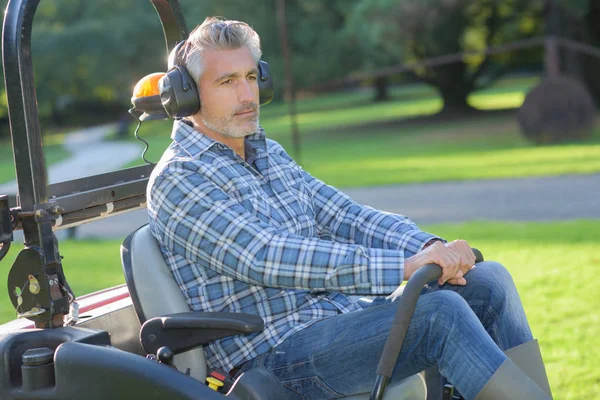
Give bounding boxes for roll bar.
[1,0,188,327]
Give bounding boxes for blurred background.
[2,0,600,184]
[0,1,599,399]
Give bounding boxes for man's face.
[195,47,260,138]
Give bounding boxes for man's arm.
[148,164,405,295]
[271,144,443,257]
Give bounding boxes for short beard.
[203,116,258,138]
[202,103,259,138]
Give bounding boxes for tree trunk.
[546,0,600,107]
[582,3,600,107]
[373,76,390,102]
[50,103,63,126]
[545,1,583,79]
[430,62,475,116]
[430,62,478,116]
[438,86,476,116]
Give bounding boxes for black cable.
[133,120,152,165]
[128,107,154,165]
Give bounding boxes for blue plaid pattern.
[147,120,440,372]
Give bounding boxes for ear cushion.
[258,60,274,106]
[159,67,200,119]
[167,41,186,70]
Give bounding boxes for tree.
[180,0,363,97]
[30,0,166,125]
[0,0,169,133]
[347,0,545,114]
[547,0,600,107]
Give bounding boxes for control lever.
[371,248,485,400]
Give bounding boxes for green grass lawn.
[259,75,539,120]
[125,77,538,167]
[122,74,600,187]
[0,220,597,399]
[0,133,71,184]
[427,220,600,400]
[127,109,600,188]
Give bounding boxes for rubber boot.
[504,339,553,398]
[474,358,551,400]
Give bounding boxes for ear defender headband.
[158,41,274,119]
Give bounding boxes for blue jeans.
[238,261,534,400]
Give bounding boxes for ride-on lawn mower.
[0,1,547,399]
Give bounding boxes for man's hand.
[444,240,476,285]
[404,241,463,286]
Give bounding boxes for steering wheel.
[370,248,485,400]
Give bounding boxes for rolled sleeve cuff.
[403,230,446,258]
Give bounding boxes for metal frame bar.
[3,0,46,247]
[48,164,155,199]
[150,0,189,53]
[1,0,188,326]
[3,0,188,235]
[45,164,154,213]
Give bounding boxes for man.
[147,17,552,400]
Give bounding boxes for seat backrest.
[121,224,208,381]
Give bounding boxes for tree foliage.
[0,0,365,137]
[180,0,361,93]
[347,0,546,113]
[3,0,596,139]
[0,0,170,134]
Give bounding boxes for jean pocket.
[282,375,344,400]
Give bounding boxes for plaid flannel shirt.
[147,120,440,372]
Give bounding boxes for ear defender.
[258,60,274,106]
[130,41,274,121]
[159,41,201,119]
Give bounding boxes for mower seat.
[121,224,427,400]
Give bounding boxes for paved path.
[1,124,143,241]
[342,174,600,225]
[74,173,600,241]
[0,124,142,194]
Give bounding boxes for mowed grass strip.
[309,141,600,187]
[123,76,538,168]
[427,220,600,400]
[121,75,600,187]
[0,220,597,399]
[128,111,600,188]
[0,76,541,185]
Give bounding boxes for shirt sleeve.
[271,144,444,258]
[148,161,404,295]
[304,172,444,257]
[303,172,444,258]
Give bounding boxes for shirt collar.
[170,119,267,159]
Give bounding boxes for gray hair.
[180,17,262,83]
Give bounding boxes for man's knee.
[425,291,472,326]
[467,261,526,321]
[470,261,516,292]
